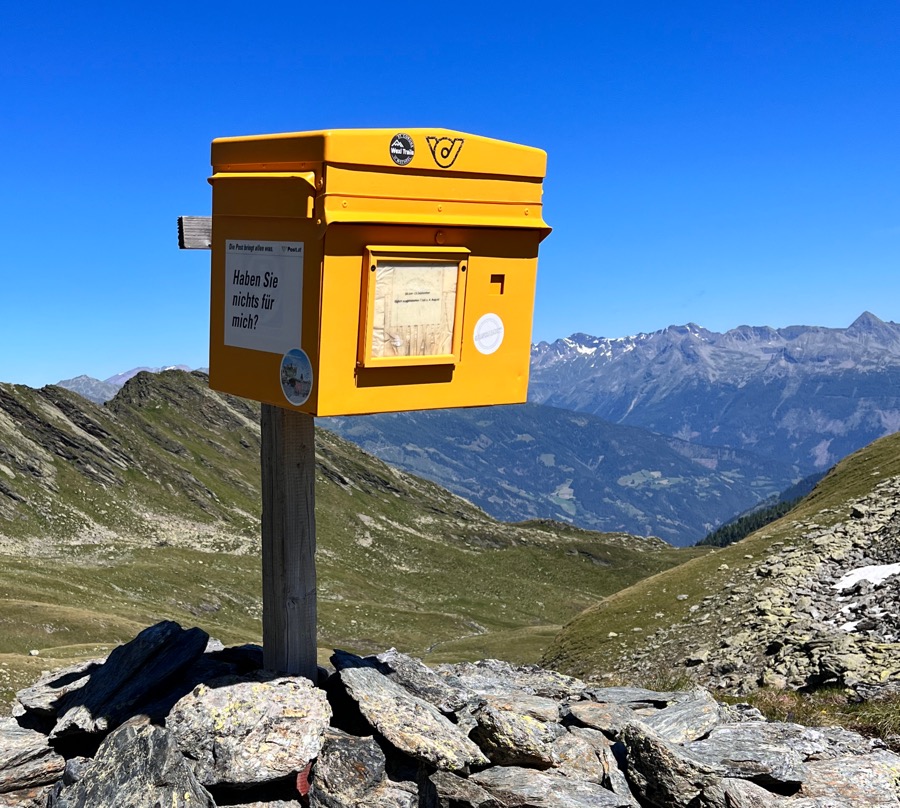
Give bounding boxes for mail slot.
[207,128,550,415]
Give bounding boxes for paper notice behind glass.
[371,262,458,358]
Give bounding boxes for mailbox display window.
[360,247,469,367]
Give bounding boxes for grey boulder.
[168,671,331,787]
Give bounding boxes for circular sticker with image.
[389,133,415,166]
[473,313,505,355]
[280,348,313,406]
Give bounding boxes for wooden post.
[260,403,318,680]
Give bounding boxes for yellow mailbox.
[208,128,550,415]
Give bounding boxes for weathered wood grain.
[260,404,318,681]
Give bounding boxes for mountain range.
[58,366,195,404]
[530,311,900,474]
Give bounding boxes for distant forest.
[697,472,824,548]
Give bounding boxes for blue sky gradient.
[2,1,898,386]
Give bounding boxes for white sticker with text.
[224,240,304,354]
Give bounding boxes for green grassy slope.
[542,430,900,683]
[0,371,700,709]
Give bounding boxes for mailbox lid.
[211,128,546,180]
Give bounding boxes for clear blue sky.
[2,1,898,387]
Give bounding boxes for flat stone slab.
[584,687,678,707]
[482,692,561,722]
[428,770,501,808]
[470,765,635,807]
[0,785,53,807]
[796,750,900,806]
[437,659,586,700]
[568,701,639,736]
[643,688,722,744]
[52,621,209,738]
[0,717,64,794]
[332,648,471,713]
[373,648,472,713]
[168,672,331,787]
[14,659,103,719]
[684,722,839,786]
[339,666,488,773]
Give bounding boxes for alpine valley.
[58,313,900,547]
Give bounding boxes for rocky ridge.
[2,622,900,807]
[623,476,900,695]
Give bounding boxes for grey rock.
[719,702,767,723]
[796,749,900,805]
[437,658,586,700]
[722,721,881,762]
[427,770,502,807]
[50,719,215,808]
[697,777,788,807]
[470,704,564,767]
[565,727,639,804]
[550,731,606,783]
[643,687,722,744]
[43,758,91,808]
[621,721,725,807]
[0,786,51,807]
[471,765,634,807]
[360,785,417,807]
[482,692,560,722]
[308,729,386,807]
[339,666,488,772]
[0,718,64,793]
[132,651,241,723]
[331,647,471,713]
[683,723,804,787]
[52,621,209,738]
[585,686,677,706]
[568,701,639,737]
[375,648,473,713]
[13,660,103,719]
[168,671,331,787]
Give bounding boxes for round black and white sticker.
[473,313,505,355]
[389,133,415,166]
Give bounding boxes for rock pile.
[627,476,900,695]
[2,621,900,807]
